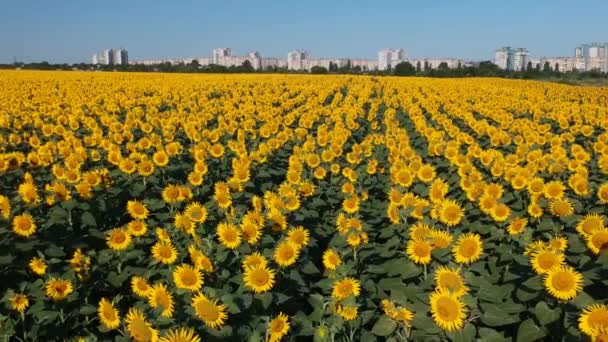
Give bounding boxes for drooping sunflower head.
[147,283,174,318]
[97,298,120,330]
[125,307,159,342]
[127,200,148,220]
[191,293,228,329]
[434,266,468,297]
[332,278,361,301]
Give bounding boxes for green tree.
[310,66,328,74]
[393,62,416,76]
[543,61,551,72]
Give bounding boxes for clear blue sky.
[1,0,607,64]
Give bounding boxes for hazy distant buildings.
[92,48,128,65]
[378,49,406,71]
[575,43,608,72]
[287,50,309,70]
[213,48,231,64]
[494,47,529,71]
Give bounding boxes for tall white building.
[494,47,529,71]
[114,49,128,65]
[103,49,114,65]
[91,53,99,65]
[287,50,308,70]
[378,49,405,71]
[247,51,262,70]
[213,48,231,64]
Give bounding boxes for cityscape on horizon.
[92,43,608,73]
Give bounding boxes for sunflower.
[156,227,172,242]
[337,305,359,321]
[268,312,290,342]
[242,252,268,270]
[417,164,436,183]
[478,194,497,214]
[435,266,468,297]
[191,293,228,329]
[125,307,159,342]
[127,220,148,236]
[127,200,148,220]
[162,184,182,204]
[395,168,414,188]
[323,249,342,271]
[185,202,208,223]
[243,265,275,293]
[131,276,151,298]
[45,278,73,301]
[429,289,467,332]
[332,278,361,300]
[159,327,201,342]
[410,222,432,241]
[530,247,565,274]
[241,219,262,244]
[29,256,47,276]
[550,198,574,217]
[268,209,287,231]
[577,213,605,236]
[598,183,608,204]
[452,233,483,264]
[274,241,300,267]
[106,228,132,251]
[406,239,433,265]
[153,150,169,167]
[12,213,36,238]
[548,236,568,251]
[342,195,360,214]
[0,195,11,219]
[98,298,120,330]
[490,203,511,222]
[438,199,464,227]
[429,229,452,248]
[579,304,608,338]
[587,228,608,255]
[9,293,29,313]
[507,217,528,235]
[151,241,178,264]
[528,201,544,219]
[147,283,174,318]
[217,222,241,249]
[173,264,203,292]
[429,179,449,203]
[18,182,40,205]
[544,181,565,199]
[544,265,583,301]
[189,245,214,273]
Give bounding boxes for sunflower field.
[1,70,607,341]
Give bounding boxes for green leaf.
[516,318,546,342]
[480,304,521,327]
[80,304,97,315]
[448,324,476,342]
[571,291,595,309]
[81,211,96,227]
[533,301,561,325]
[256,293,272,309]
[301,261,320,275]
[0,254,14,265]
[371,315,397,336]
[521,276,542,290]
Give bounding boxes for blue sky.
[1,0,607,63]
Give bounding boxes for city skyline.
[2,0,608,64]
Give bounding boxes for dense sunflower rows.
[0,70,607,341]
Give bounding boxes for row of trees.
[2,60,607,80]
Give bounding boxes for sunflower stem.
[423,264,427,280]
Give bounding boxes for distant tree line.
[2,59,607,82]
